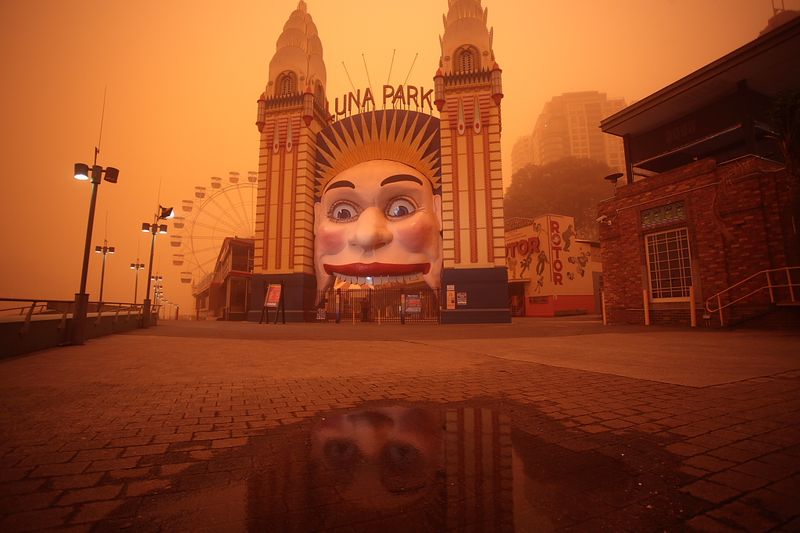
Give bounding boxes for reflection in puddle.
[122,404,696,532]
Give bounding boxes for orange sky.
[0,0,794,313]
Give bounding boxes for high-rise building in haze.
[511,135,534,175]
[530,91,626,172]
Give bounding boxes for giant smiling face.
[314,159,442,292]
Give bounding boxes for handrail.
[0,297,145,338]
[705,266,799,326]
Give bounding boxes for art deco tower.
[435,0,510,322]
[252,1,329,321]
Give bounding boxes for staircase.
[705,266,800,328]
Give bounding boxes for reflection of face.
[314,159,442,292]
[311,407,443,510]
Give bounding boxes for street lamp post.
[141,206,173,327]
[71,157,119,345]
[130,260,145,304]
[94,240,115,309]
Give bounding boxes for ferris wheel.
[171,171,258,285]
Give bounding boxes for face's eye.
[386,198,416,219]
[330,201,359,222]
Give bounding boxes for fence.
[316,288,440,324]
[0,298,150,357]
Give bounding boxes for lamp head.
[95,245,102,253]
[74,163,90,181]
[108,246,115,254]
[158,224,168,234]
[103,167,119,184]
[141,223,151,233]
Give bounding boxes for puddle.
[100,402,707,532]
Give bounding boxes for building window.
[276,72,297,97]
[645,228,693,300]
[457,47,476,73]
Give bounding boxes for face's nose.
[350,207,392,251]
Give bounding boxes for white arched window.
[277,72,297,97]
[457,47,477,73]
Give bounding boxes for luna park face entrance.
[316,288,440,324]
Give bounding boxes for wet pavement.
[0,318,799,531]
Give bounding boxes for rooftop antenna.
[341,61,358,114]
[361,53,374,110]
[341,61,358,94]
[403,52,419,86]
[386,48,396,85]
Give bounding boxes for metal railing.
[0,297,144,337]
[316,288,440,324]
[705,266,799,326]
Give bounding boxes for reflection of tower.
[445,408,513,529]
[436,0,510,322]
[252,1,329,321]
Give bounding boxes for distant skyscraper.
[531,91,626,172]
[511,135,534,175]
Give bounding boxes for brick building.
[597,17,799,327]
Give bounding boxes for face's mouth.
[324,263,431,287]
[324,263,430,276]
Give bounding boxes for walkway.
[1,318,798,531]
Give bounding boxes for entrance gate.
[316,288,440,324]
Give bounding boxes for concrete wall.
[0,310,148,358]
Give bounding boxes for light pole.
[94,240,115,308]
[130,260,145,304]
[141,203,172,327]
[71,157,119,345]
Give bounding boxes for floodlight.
[103,167,119,183]
[74,163,90,181]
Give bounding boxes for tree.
[504,157,614,240]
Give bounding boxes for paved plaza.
[0,317,799,532]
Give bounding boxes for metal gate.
[316,288,440,324]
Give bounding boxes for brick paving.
[0,318,798,531]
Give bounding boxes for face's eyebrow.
[381,174,423,187]
[325,180,356,192]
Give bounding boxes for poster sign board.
[446,285,456,310]
[457,292,467,306]
[265,284,282,308]
[406,293,421,314]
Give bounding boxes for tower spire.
[266,1,326,98]
[439,0,494,75]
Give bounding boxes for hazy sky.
[0,0,794,312]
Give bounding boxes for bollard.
[643,289,650,326]
[601,290,608,326]
[690,286,697,328]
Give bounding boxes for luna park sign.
[333,84,435,119]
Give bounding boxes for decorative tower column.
[252,0,328,321]
[436,0,509,323]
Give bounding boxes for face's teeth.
[403,273,424,284]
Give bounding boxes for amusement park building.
[597,17,800,327]
[505,215,602,317]
[248,0,509,323]
[192,237,254,321]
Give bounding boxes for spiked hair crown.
[315,110,441,199]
